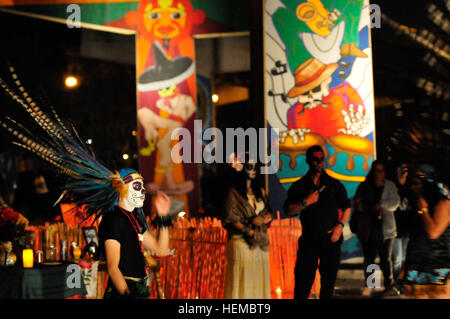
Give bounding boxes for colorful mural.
[264,0,376,259]
[124,0,206,215]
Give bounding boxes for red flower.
[0,205,20,226]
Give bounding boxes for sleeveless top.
[404,207,450,284]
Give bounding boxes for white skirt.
[224,235,271,299]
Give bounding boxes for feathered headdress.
[0,65,137,224]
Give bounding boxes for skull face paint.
[244,162,257,180]
[125,179,146,209]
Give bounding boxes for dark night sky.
[372,0,449,98]
[370,0,449,162]
[0,11,139,208]
[0,11,138,171]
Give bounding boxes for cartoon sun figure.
[126,0,205,58]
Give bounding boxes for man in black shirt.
[99,168,171,299]
[284,145,351,299]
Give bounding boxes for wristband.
[152,215,172,228]
[302,200,308,210]
[337,220,345,228]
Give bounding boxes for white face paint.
[297,77,331,109]
[125,179,146,209]
[244,162,257,180]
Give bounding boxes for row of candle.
[23,222,86,268]
[21,244,83,268]
[21,215,303,298]
[149,214,303,299]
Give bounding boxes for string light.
[423,53,449,77]
[394,103,403,117]
[381,13,450,62]
[122,153,129,160]
[416,77,450,101]
[211,94,219,103]
[381,13,450,101]
[426,3,450,34]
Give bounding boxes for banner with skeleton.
[265,0,376,195]
[264,0,376,258]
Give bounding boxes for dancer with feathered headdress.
[0,65,172,299]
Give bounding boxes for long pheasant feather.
[0,65,123,221]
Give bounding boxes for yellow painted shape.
[279,169,366,184]
[296,0,331,36]
[279,132,324,149]
[326,135,373,154]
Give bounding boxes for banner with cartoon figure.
[264,0,376,259]
[124,0,206,216]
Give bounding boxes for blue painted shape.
[278,154,309,179]
[341,234,363,260]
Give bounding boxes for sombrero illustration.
[287,57,338,98]
[138,40,195,92]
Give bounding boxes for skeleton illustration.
[339,103,371,136]
[278,58,370,143]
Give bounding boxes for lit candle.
[73,247,81,261]
[276,287,282,299]
[23,249,34,268]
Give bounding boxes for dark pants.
[103,277,150,299]
[361,237,394,288]
[294,234,343,299]
[392,237,409,281]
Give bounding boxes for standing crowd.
[351,160,449,298]
[221,145,449,299]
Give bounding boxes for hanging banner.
[264,0,376,259]
[125,0,206,215]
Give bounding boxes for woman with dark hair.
[390,162,411,284]
[223,154,273,299]
[353,160,401,296]
[400,164,450,298]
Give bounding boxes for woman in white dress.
[223,156,273,299]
